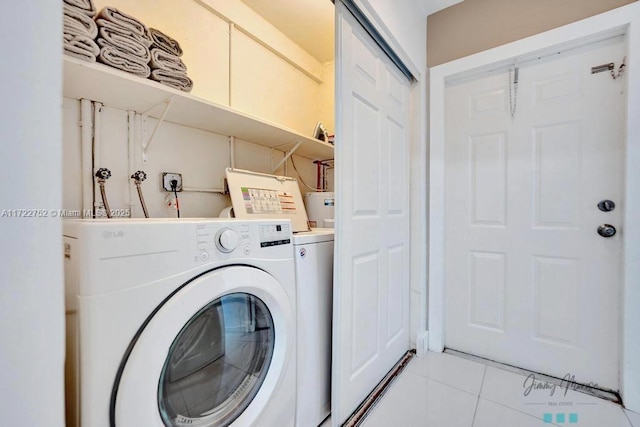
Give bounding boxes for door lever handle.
[597,224,616,238]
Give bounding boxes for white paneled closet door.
[332,1,412,425]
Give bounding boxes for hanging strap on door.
[509,66,519,120]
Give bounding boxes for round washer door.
[113,266,294,427]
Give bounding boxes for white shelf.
[63,56,334,160]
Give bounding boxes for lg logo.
[102,230,124,239]
[299,248,306,259]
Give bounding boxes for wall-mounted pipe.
[229,22,234,106]
[229,135,236,169]
[127,110,136,216]
[182,187,226,194]
[93,102,103,216]
[80,99,94,216]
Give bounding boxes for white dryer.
[64,218,296,427]
[293,229,334,427]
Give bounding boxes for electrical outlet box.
[162,172,183,192]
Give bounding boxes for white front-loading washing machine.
[64,218,296,427]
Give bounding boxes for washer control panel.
[194,220,291,262]
[196,223,249,256]
[259,223,291,248]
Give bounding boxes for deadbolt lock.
[597,200,615,212]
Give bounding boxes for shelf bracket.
[141,97,174,163]
[271,141,303,173]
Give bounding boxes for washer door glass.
[158,293,275,426]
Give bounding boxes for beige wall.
[427,0,637,67]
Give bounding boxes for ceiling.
[240,0,335,64]
[238,0,464,64]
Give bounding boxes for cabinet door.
[230,29,320,135]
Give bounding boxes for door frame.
[427,2,640,412]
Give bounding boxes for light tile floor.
[329,351,640,427]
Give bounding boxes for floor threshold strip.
[342,349,416,427]
[444,348,622,405]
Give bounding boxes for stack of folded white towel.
[95,7,153,78]
[62,3,194,91]
[148,28,193,92]
[63,0,100,62]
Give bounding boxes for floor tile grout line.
[422,374,484,398]
[407,354,487,396]
[478,364,487,396]
[470,366,487,427]
[435,353,489,372]
[470,396,480,427]
[624,409,636,427]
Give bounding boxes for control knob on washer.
[216,228,239,253]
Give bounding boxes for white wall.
[63,101,324,218]
[0,2,65,426]
[357,0,429,71]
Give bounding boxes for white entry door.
[333,1,412,424]
[445,37,625,389]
